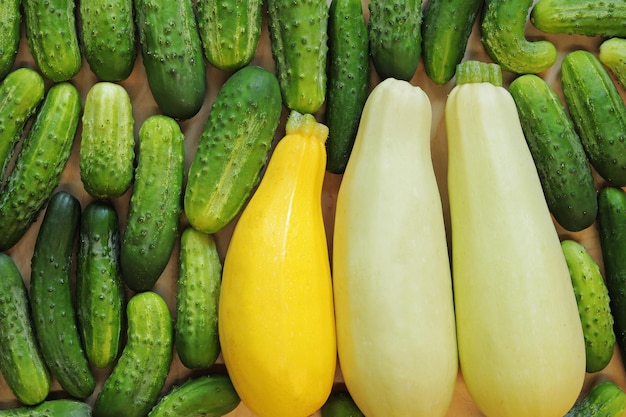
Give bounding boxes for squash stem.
[285,110,329,144]
[456,60,503,86]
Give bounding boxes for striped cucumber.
[532,0,626,38]
[0,399,92,417]
[0,0,21,81]
[599,37,626,89]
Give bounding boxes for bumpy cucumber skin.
[80,0,136,81]
[134,0,206,120]
[0,0,21,80]
[94,291,173,417]
[147,374,240,417]
[509,74,597,232]
[0,253,50,406]
[421,0,483,85]
[561,239,615,373]
[480,0,557,74]
[321,391,366,417]
[30,191,96,399]
[600,38,626,89]
[561,50,626,187]
[0,82,81,251]
[325,0,370,174]
[80,82,135,199]
[565,381,626,417]
[184,65,282,234]
[0,399,93,417]
[532,0,626,38]
[76,200,125,368]
[22,0,81,82]
[267,0,328,114]
[120,115,184,292]
[196,0,262,71]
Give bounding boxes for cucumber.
[175,227,222,369]
[267,0,328,114]
[0,399,93,417]
[76,200,125,368]
[0,253,50,405]
[561,50,626,187]
[421,0,484,85]
[196,0,262,71]
[508,73,597,232]
[0,82,81,251]
[0,0,21,81]
[184,65,282,234]
[599,37,626,89]
[561,239,616,373]
[565,381,626,417]
[80,82,135,199]
[120,114,184,292]
[531,0,626,38]
[93,291,173,417]
[480,0,557,74]
[30,191,96,399]
[321,391,365,417]
[147,374,240,417]
[79,0,136,81]
[325,0,370,174]
[134,0,206,120]
[367,0,422,81]
[22,0,82,82]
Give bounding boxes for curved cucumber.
[0,0,21,80]
[0,399,93,417]
[532,0,626,38]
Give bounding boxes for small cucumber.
[561,50,626,187]
[0,82,81,251]
[134,0,206,120]
[531,0,626,38]
[120,115,184,292]
[508,73,597,232]
[321,391,365,417]
[76,200,125,368]
[599,37,626,89]
[565,381,626,417]
[0,0,21,80]
[93,291,173,417]
[80,82,135,199]
[0,399,93,417]
[147,374,240,417]
[561,239,616,373]
[0,253,50,406]
[30,191,96,399]
[184,65,282,234]
[367,0,422,81]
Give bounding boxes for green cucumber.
[175,227,222,369]
[565,381,626,417]
[267,0,328,114]
[147,374,240,417]
[196,0,262,71]
[561,50,626,187]
[321,391,366,417]
[22,0,82,82]
[0,253,50,406]
[421,0,484,85]
[134,0,206,120]
[0,82,81,251]
[184,65,282,234]
[0,399,92,417]
[599,37,626,89]
[0,0,21,81]
[76,200,125,368]
[80,82,135,199]
[93,291,173,417]
[120,115,184,292]
[325,0,370,174]
[367,0,422,81]
[531,0,626,38]
[480,0,557,74]
[561,239,615,373]
[30,191,96,399]
[508,74,597,232]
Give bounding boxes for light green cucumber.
[0,399,93,417]
[321,391,366,417]
[565,381,626,417]
[0,0,21,81]
[532,0,626,38]
[599,37,626,89]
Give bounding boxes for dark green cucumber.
[368,0,422,81]
[325,0,370,174]
[175,227,222,369]
[599,37,626,89]
[267,0,328,114]
[120,115,184,292]
[0,67,45,180]
[184,65,282,234]
[79,0,137,81]
[22,0,82,82]
[76,200,125,368]
[480,0,557,74]
[30,191,96,399]
[0,253,50,405]
[565,381,626,417]
[321,391,365,417]
[421,0,484,85]
[196,0,262,71]
[531,0,626,38]
[134,0,206,120]
[561,239,615,373]
[561,50,626,187]
[0,82,81,251]
[509,74,597,232]
[148,374,240,417]
[80,82,135,199]
[93,291,173,417]
[0,0,21,81]
[0,399,93,417]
